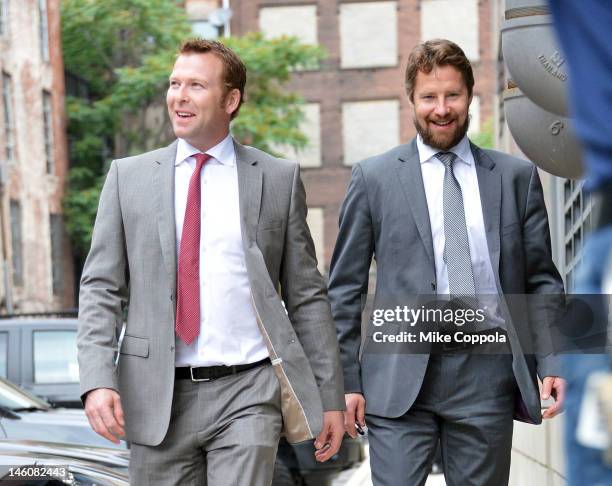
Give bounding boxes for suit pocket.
[120,334,149,358]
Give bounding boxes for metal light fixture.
[503,84,583,179]
[502,0,569,116]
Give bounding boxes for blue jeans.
[563,227,612,486]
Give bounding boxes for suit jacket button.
[170,345,175,351]
[289,339,295,344]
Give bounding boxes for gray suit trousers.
[367,353,517,486]
[129,363,282,486]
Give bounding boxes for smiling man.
[328,39,566,485]
[77,39,345,486]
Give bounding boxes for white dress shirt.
[174,135,269,367]
[417,135,498,297]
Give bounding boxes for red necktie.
[175,153,211,345]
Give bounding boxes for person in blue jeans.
[562,229,612,485]
[549,1,612,484]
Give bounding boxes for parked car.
[0,439,129,472]
[0,376,127,449]
[0,314,364,485]
[0,316,81,407]
[0,443,129,485]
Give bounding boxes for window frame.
[49,213,64,295]
[42,90,55,173]
[9,200,23,287]
[38,0,49,62]
[2,71,15,162]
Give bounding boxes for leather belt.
[175,357,271,382]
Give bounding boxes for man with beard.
[328,39,565,485]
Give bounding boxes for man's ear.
[407,91,415,108]
[225,89,241,116]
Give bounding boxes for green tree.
[471,117,494,149]
[223,34,323,154]
[61,0,324,261]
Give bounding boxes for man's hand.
[344,393,366,438]
[314,411,344,462]
[541,376,566,419]
[84,388,125,444]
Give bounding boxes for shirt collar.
[175,134,236,167]
[416,134,473,166]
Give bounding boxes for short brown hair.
[405,39,474,102]
[178,38,247,119]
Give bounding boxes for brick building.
[227,0,498,272]
[0,0,74,313]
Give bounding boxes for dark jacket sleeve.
[328,164,374,393]
[522,166,565,378]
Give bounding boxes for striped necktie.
[436,151,476,296]
[175,153,211,344]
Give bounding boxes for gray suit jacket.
[328,138,564,425]
[77,139,344,446]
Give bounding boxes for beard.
[414,114,470,151]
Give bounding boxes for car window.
[33,331,79,384]
[0,332,7,378]
[0,377,50,410]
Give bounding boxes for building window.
[421,0,480,61]
[273,103,322,168]
[50,214,64,295]
[2,72,15,162]
[9,200,23,287]
[259,5,319,70]
[339,2,397,69]
[43,91,54,173]
[0,0,9,37]
[259,5,317,44]
[561,179,593,291]
[39,0,49,62]
[342,99,400,165]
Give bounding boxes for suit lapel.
[154,140,179,298]
[396,140,435,264]
[471,143,502,286]
[234,141,262,245]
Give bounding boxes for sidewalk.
[333,443,447,486]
